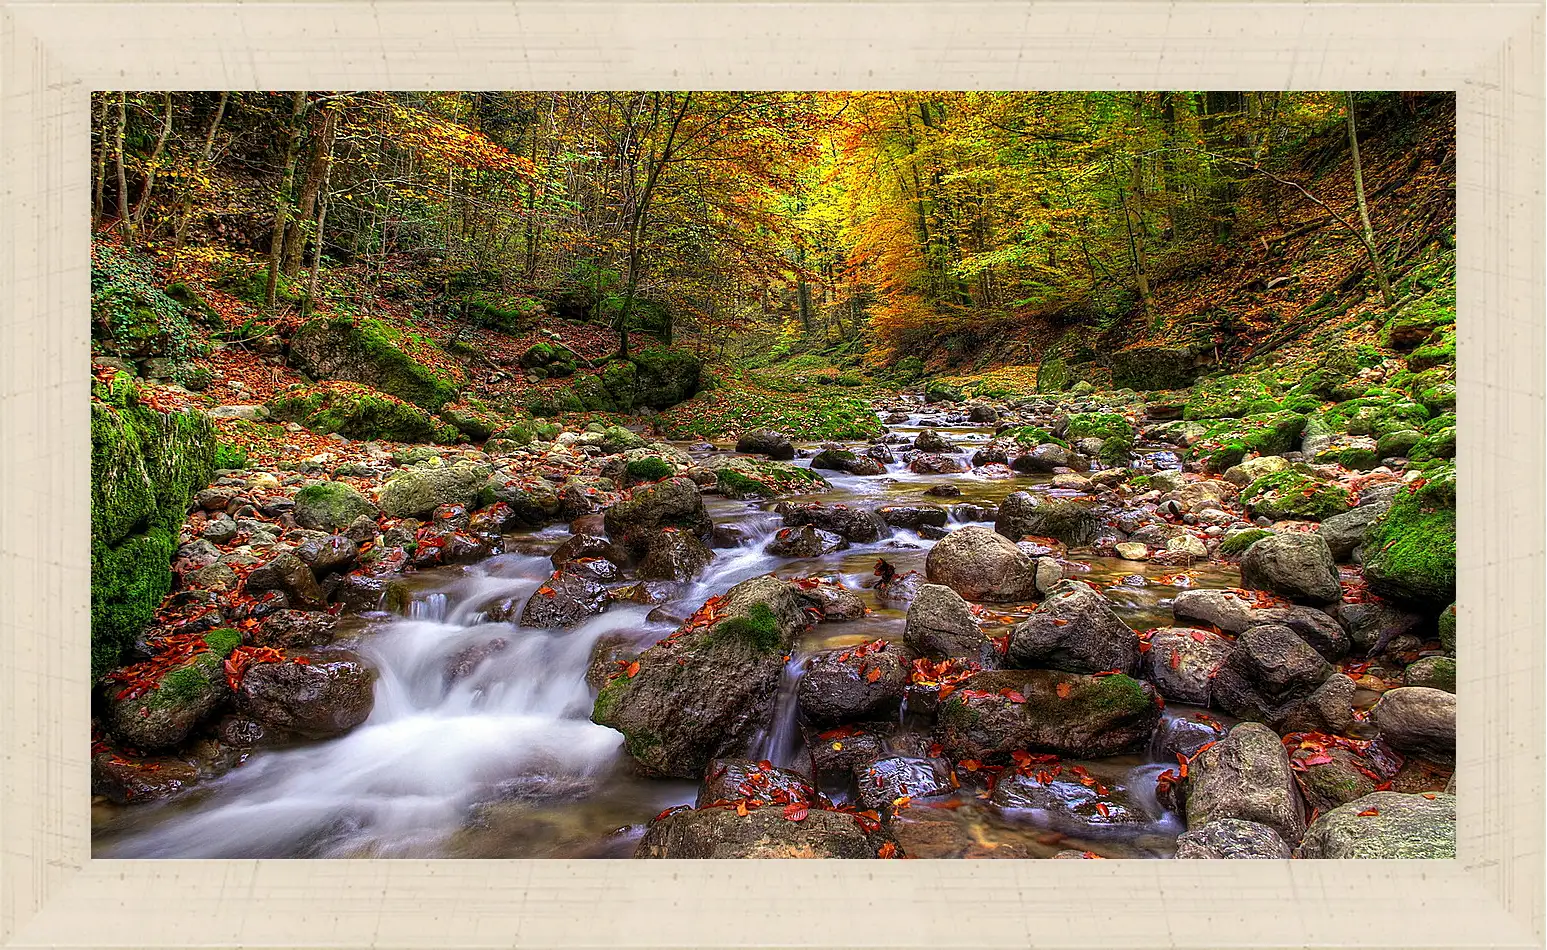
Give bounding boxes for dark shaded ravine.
[93,408,1244,860]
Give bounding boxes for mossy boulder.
[1312,436,1382,471]
[1298,791,1455,859]
[629,347,702,410]
[1107,346,1203,391]
[294,481,379,532]
[267,381,457,443]
[1001,426,1067,449]
[1361,463,1456,609]
[1311,391,1430,443]
[1194,411,1307,473]
[924,378,964,403]
[287,317,462,410]
[591,576,808,778]
[1218,528,1273,556]
[1065,412,1133,444]
[1384,291,1455,351]
[91,374,216,680]
[1036,357,1070,393]
[104,629,240,749]
[1239,469,1353,522]
[1376,429,1426,459]
[1437,602,1457,653]
[600,360,639,412]
[934,669,1161,760]
[1408,426,1456,462]
[377,459,495,518]
[1184,374,1282,421]
[1407,325,1456,373]
[698,457,830,500]
[439,402,505,441]
[569,373,617,412]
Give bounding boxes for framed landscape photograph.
[1,1,1541,947]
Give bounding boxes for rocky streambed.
[91,392,1458,860]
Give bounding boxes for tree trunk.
[114,92,130,239]
[265,91,308,313]
[304,124,337,313]
[1345,93,1395,307]
[130,92,173,234]
[615,92,692,359]
[284,99,337,275]
[93,94,108,224]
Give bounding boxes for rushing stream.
[94,409,1242,859]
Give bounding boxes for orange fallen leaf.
[865,667,882,683]
[877,842,898,858]
[626,661,641,678]
[1055,682,1072,699]
[783,802,809,821]
[1358,807,1380,817]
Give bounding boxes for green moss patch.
[267,381,457,443]
[1184,374,1283,421]
[1362,462,1456,608]
[1239,469,1353,522]
[91,374,216,679]
[1219,528,1272,556]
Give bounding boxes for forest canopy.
[92,90,1453,364]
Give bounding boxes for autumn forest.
[91,91,1457,860]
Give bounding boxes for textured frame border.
[0,2,1541,947]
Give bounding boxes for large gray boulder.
[1174,818,1293,859]
[377,460,493,518]
[935,669,1161,759]
[1172,588,1349,660]
[735,429,795,461]
[903,584,987,660]
[1006,579,1138,674]
[1239,532,1342,606]
[924,526,1039,603]
[796,643,911,725]
[1370,686,1456,763]
[1297,791,1456,858]
[636,803,895,858]
[603,476,713,554]
[235,651,375,739]
[777,502,889,543]
[1185,722,1307,844]
[591,575,807,779]
[1143,627,1235,706]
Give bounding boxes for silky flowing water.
[93,410,1242,859]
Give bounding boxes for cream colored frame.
[0,2,1540,947]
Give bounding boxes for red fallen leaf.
[1189,630,1208,642]
[1169,651,1182,670]
[1055,682,1073,699]
[877,842,898,858]
[292,656,310,665]
[1051,618,1070,627]
[1092,669,1122,678]
[783,802,809,821]
[865,667,882,683]
[758,759,773,771]
[624,660,641,678]
[1137,641,1152,653]
[1358,807,1380,817]
[1422,793,1438,800]
[1081,851,1104,859]
[1001,690,1026,703]
[1294,752,1335,769]
[1093,802,1111,817]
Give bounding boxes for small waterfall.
[98,552,636,859]
[756,655,806,768]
